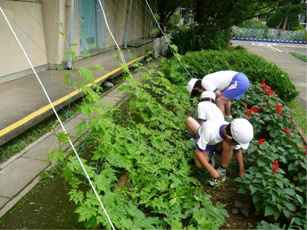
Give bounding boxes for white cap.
[186,78,199,95]
[200,91,216,101]
[230,118,254,150]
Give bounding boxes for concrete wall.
[42,0,66,67]
[0,0,154,80]
[0,0,47,78]
[104,0,153,45]
[127,0,146,41]
[104,0,129,47]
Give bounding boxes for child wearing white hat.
[186,91,224,134]
[186,116,254,186]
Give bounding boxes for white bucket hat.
[230,118,254,150]
[186,78,199,95]
[200,91,216,101]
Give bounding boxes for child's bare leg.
[225,100,232,116]
[186,116,200,136]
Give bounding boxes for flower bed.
[232,81,306,228]
[161,49,306,228]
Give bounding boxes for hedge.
[161,48,298,102]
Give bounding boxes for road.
[232,40,307,108]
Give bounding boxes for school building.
[0,0,154,83]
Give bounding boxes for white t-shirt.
[197,101,224,122]
[201,70,238,92]
[196,119,241,152]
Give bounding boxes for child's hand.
[239,169,245,177]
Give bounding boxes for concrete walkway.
[0,61,157,218]
[232,40,307,107]
[0,44,152,145]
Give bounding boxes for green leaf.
[264,205,274,217]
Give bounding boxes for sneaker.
[217,166,227,180]
[225,115,233,122]
[208,177,225,187]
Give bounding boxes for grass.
[287,99,307,135]
[0,100,82,163]
[290,52,307,62]
[0,172,82,229]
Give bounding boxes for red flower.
[251,106,261,113]
[260,81,274,96]
[258,138,265,145]
[264,87,274,96]
[272,160,280,173]
[275,103,283,114]
[282,128,291,135]
[245,109,253,118]
[305,152,307,156]
[245,106,261,118]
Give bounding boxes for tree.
[148,0,305,52]
[267,0,305,30]
[192,0,298,31]
[147,0,192,32]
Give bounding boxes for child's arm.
[195,149,220,178]
[235,149,245,177]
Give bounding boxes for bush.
[256,221,285,230]
[171,26,231,54]
[239,19,267,29]
[232,82,306,228]
[161,49,298,101]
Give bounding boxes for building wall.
[42,0,66,67]
[0,0,154,80]
[104,0,129,47]
[127,0,147,41]
[0,0,47,78]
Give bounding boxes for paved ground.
[232,40,307,108]
[0,44,152,144]
[0,61,157,218]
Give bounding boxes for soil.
[0,165,260,229]
[207,179,261,230]
[0,175,83,229]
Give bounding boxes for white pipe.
[66,0,75,69]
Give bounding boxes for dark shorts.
[195,142,221,158]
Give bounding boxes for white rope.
[0,7,116,230]
[144,0,194,78]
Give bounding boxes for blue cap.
[223,73,250,100]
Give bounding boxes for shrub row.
[161,48,298,102]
